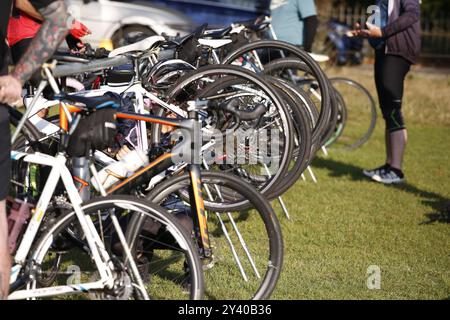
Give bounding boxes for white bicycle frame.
[8,151,118,300]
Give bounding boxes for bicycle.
[11,80,285,299]
[8,99,205,300]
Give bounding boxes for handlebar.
[209,99,267,121]
[52,55,130,78]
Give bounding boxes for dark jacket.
[381,0,421,64]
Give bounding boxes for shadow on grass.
[312,157,450,224]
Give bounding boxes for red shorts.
[7,13,41,47]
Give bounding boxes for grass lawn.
[269,66,450,299]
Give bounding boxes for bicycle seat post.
[133,56,140,82]
[72,155,91,202]
[186,100,206,165]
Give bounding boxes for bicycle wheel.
[221,40,332,147]
[325,77,377,150]
[27,196,204,300]
[138,171,283,299]
[322,88,347,148]
[9,107,48,152]
[261,57,338,153]
[159,64,294,200]
[186,73,309,200]
[263,76,313,197]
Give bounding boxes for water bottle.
[91,149,149,191]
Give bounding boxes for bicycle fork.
[188,165,212,260]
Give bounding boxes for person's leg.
[379,55,411,171]
[303,15,319,53]
[389,128,407,170]
[0,105,11,299]
[371,54,411,183]
[363,49,391,177]
[373,50,388,163]
[0,200,10,299]
[385,128,392,165]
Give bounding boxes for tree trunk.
[315,0,335,19]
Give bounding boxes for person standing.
[352,0,421,184]
[270,0,319,52]
[0,0,69,299]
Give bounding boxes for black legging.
[374,50,411,133]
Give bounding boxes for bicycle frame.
[8,152,116,300]
[59,103,213,258]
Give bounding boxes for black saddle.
[234,16,270,32]
[55,92,121,110]
[170,23,208,46]
[204,26,233,39]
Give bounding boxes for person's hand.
[348,22,383,38]
[70,41,87,54]
[70,20,91,39]
[348,22,368,37]
[0,76,22,106]
[365,22,383,38]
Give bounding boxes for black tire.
[325,77,377,150]
[260,57,338,152]
[221,40,332,148]
[29,196,205,300]
[9,107,45,151]
[323,88,348,148]
[263,76,313,197]
[163,64,294,200]
[141,171,284,299]
[189,74,303,200]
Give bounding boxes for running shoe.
[363,163,390,178]
[371,168,405,184]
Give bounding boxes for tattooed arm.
[0,0,69,104]
[12,0,70,84]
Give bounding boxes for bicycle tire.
[326,77,377,150]
[28,195,205,300]
[141,171,284,299]
[164,64,294,199]
[221,40,332,146]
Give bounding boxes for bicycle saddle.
[234,16,270,32]
[203,26,233,39]
[108,35,165,58]
[56,92,121,110]
[169,23,208,46]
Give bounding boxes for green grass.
[268,67,450,299]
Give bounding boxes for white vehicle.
[66,0,195,48]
